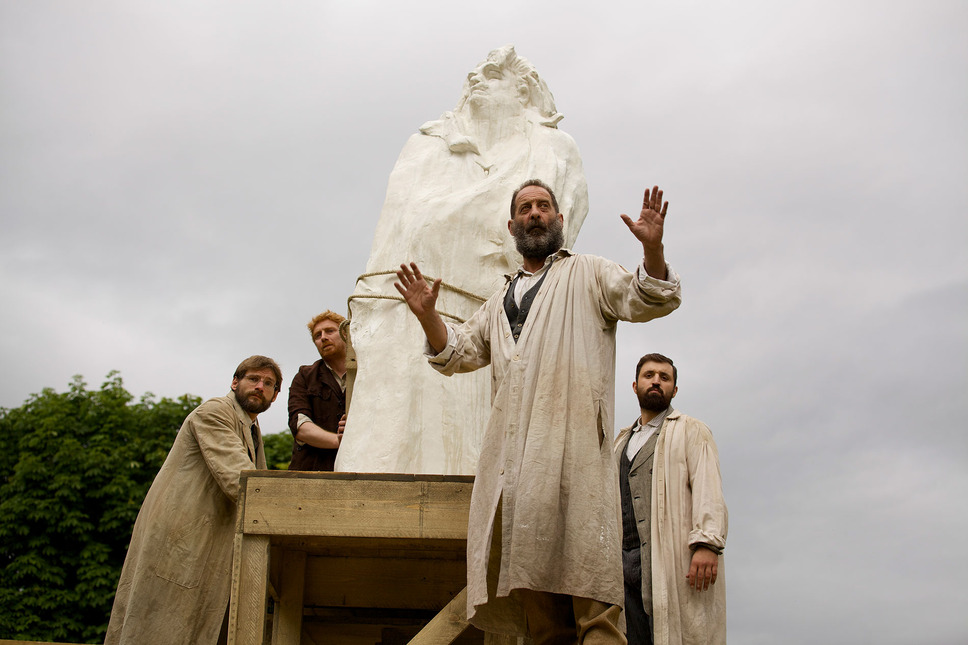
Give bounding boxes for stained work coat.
[615,410,728,645]
[105,394,266,645]
[430,251,681,635]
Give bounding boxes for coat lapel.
[316,360,343,398]
[230,394,260,465]
[616,420,657,474]
[629,430,657,473]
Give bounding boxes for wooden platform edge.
[240,470,475,484]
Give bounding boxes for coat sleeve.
[594,256,682,323]
[287,368,312,433]
[190,399,255,503]
[684,419,728,551]
[428,297,494,375]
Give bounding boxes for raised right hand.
[394,262,442,319]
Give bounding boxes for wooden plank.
[268,535,467,558]
[240,477,472,539]
[408,587,469,645]
[0,641,87,645]
[482,634,520,645]
[240,471,475,484]
[227,533,270,645]
[303,621,388,645]
[271,549,306,645]
[268,545,283,600]
[303,555,466,609]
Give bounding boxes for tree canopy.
[0,372,292,643]
[263,429,295,470]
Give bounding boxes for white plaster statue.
[336,45,588,474]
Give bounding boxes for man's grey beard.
[511,216,564,260]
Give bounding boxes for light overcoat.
[615,410,728,645]
[105,393,266,645]
[431,251,681,635]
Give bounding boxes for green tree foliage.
[0,373,293,642]
[262,431,294,470]
[0,373,200,643]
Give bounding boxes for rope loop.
[346,270,488,325]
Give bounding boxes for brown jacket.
[287,359,344,471]
[105,393,266,645]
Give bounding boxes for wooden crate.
[226,472,482,645]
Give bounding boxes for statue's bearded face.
[464,60,526,115]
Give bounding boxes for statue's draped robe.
[336,114,588,474]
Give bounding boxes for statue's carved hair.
[457,45,562,126]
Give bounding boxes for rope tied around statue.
[344,269,488,329]
[338,270,489,409]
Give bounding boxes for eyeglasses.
[243,375,277,390]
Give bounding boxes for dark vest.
[504,265,552,342]
[620,449,640,551]
[620,429,659,616]
[620,430,659,550]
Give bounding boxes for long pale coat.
[615,410,728,645]
[431,251,681,635]
[105,394,266,645]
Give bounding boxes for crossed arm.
[288,370,346,448]
[292,414,346,449]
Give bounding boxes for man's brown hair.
[233,355,283,392]
[509,178,560,220]
[635,353,677,386]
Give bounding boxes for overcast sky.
[2,2,966,643]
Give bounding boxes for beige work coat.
[105,394,266,645]
[431,251,681,635]
[615,410,728,645]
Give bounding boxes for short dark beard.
[638,387,672,412]
[236,391,272,415]
[511,215,564,260]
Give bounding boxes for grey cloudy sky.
[2,1,966,643]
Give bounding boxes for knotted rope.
[345,270,487,325]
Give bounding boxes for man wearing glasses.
[105,355,281,645]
